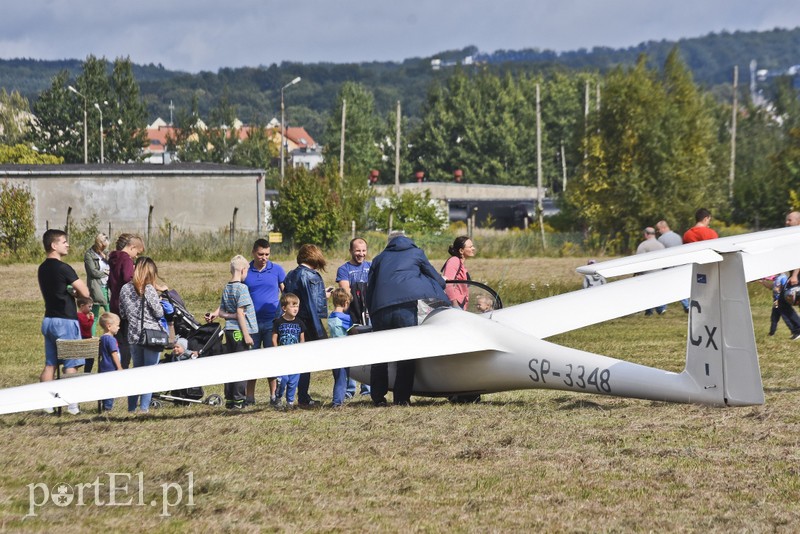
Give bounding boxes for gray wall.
[2,165,264,237]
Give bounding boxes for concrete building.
[371,182,554,229]
[0,163,266,237]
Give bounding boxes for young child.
[220,255,257,410]
[328,288,351,407]
[272,293,306,409]
[475,294,495,313]
[171,337,198,361]
[761,274,800,338]
[97,312,123,410]
[77,296,96,372]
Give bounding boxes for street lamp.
[93,101,107,164]
[280,76,302,184]
[68,85,88,164]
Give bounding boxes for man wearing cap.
[656,219,689,313]
[636,227,666,316]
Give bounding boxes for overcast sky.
[1,1,799,72]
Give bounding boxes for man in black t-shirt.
[37,230,90,414]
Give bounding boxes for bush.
[368,189,447,235]
[272,167,343,248]
[0,181,35,254]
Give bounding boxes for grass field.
[0,256,799,532]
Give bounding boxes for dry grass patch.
[0,258,798,532]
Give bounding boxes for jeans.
[127,344,160,412]
[41,317,83,368]
[278,374,300,404]
[332,368,348,406]
[250,321,274,350]
[370,301,418,405]
[346,373,371,397]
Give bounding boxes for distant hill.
[2,26,799,140]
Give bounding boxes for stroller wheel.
[204,394,223,406]
[149,399,163,409]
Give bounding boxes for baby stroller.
[151,290,225,408]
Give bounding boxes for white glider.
[2,226,800,414]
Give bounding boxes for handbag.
[139,293,168,350]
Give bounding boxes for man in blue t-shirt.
[336,237,371,326]
[336,237,371,397]
[244,238,285,405]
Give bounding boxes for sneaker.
[67,404,80,415]
[244,398,256,407]
[269,396,279,406]
[298,398,318,407]
[791,332,800,341]
[344,392,354,400]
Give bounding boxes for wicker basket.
[56,337,100,360]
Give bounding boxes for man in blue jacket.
[366,231,448,406]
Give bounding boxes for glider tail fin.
[684,251,764,406]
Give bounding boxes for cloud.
[0,0,799,72]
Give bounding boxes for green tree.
[322,82,382,179]
[566,51,720,251]
[368,189,447,234]
[28,70,83,162]
[231,123,276,169]
[410,68,537,185]
[375,108,413,184]
[29,56,149,163]
[73,55,111,163]
[0,89,31,145]
[108,57,149,162]
[0,143,62,164]
[272,167,342,247]
[729,98,785,227]
[0,181,35,254]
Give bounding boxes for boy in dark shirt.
[97,312,124,410]
[272,293,306,409]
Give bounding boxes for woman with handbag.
[119,257,166,413]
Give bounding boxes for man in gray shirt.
[655,220,683,248]
[656,219,689,312]
[636,227,666,315]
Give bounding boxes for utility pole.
[339,99,346,179]
[583,80,590,163]
[729,65,738,200]
[68,86,88,164]
[280,76,301,184]
[536,83,546,250]
[395,101,401,189]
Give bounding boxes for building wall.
[2,166,264,237]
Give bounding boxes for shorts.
[42,317,83,368]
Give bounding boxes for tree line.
[2,42,800,253]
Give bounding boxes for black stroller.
[151,290,225,407]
